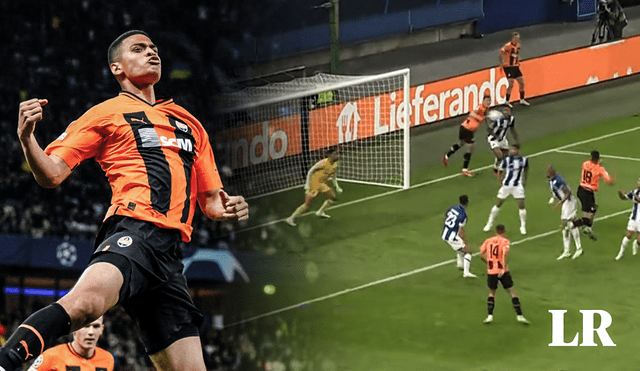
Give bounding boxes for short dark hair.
[108,30,150,65]
[459,195,469,205]
[496,224,505,233]
[591,150,600,161]
[512,143,520,150]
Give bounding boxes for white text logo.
[548,310,616,346]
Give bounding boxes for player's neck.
[71,341,95,359]
[120,80,156,105]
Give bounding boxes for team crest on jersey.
[117,236,133,247]
[32,355,43,367]
[175,121,189,132]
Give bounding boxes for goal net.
[211,68,410,199]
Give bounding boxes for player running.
[486,105,519,176]
[480,225,529,325]
[286,149,342,226]
[442,94,492,177]
[570,150,615,242]
[483,144,529,235]
[614,179,640,260]
[547,166,582,260]
[442,195,476,278]
[500,32,529,107]
[28,317,113,371]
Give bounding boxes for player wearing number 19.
[441,195,476,278]
[480,225,529,325]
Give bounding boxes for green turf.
[227,107,640,370]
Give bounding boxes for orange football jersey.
[45,92,223,242]
[30,343,114,371]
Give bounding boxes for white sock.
[562,228,571,253]
[488,205,500,226]
[571,227,582,250]
[456,250,464,267]
[463,253,472,275]
[519,208,527,228]
[634,240,639,251]
[619,236,631,255]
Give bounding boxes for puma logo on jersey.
[160,136,193,152]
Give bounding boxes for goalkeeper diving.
[286,149,342,226]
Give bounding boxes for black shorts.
[503,66,523,79]
[458,125,475,144]
[577,186,597,213]
[89,216,203,355]
[487,271,514,290]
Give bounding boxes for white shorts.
[561,196,578,221]
[444,236,465,251]
[488,137,509,150]
[497,185,525,200]
[626,218,640,233]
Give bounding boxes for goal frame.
[216,68,411,198]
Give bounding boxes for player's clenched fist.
[18,98,48,140]
[219,190,249,221]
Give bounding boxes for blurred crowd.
[0,0,256,246]
[1,304,316,371]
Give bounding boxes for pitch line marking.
[555,149,640,162]
[225,208,631,327]
[234,124,640,234]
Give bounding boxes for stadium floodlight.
[212,68,411,199]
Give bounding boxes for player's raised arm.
[198,189,249,222]
[17,99,72,188]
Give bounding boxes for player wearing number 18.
[571,150,615,242]
[480,225,529,325]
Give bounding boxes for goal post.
[212,68,411,199]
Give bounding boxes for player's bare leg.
[484,199,505,232]
[0,263,122,370]
[516,77,529,105]
[615,230,635,260]
[516,199,527,235]
[287,194,314,226]
[149,336,206,371]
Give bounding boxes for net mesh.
[211,70,409,199]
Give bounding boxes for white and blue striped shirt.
[625,188,640,221]
[549,174,571,201]
[488,116,516,142]
[442,204,467,242]
[500,155,529,187]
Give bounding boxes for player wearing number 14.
[480,225,529,325]
[441,195,476,278]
